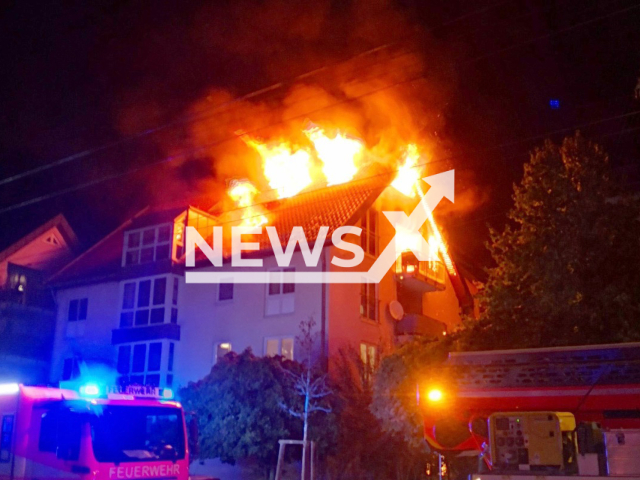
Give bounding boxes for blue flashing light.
[161,388,174,400]
[79,384,100,397]
[549,99,560,109]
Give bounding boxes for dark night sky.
[1,0,639,264]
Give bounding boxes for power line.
[3,0,639,189]
[2,103,638,218]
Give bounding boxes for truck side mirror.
[188,415,200,457]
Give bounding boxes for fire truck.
[0,383,195,480]
[420,342,640,479]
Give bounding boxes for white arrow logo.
[185,170,455,284]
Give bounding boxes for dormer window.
[123,225,172,266]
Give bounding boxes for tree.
[462,133,640,349]
[371,336,449,450]
[279,318,332,479]
[179,349,301,479]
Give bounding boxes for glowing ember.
[244,138,312,199]
[227,179,268,227]
[391,144,421,197]
[305,126,363,186]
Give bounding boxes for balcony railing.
[394,251,446,293]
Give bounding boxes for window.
[120,277,173,328]
[44,234,60,247]
[360,283,378,322]
[264,337,294,360]
[123,225,172,266]
[215,342,232,363]
[360,343,377,383]
[218,282,234,302]
[361,209,378,256]
[91,406,185,463]
[117,342,163,387]
[265,268,295,316]
[68,298,88,322]
[0,415,14,462]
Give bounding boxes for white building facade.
[49,180,476,392]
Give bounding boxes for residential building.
[0,215,78,384]
[48,175,477,391]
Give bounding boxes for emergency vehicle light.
[79,384,101,397]
[0,383,19,395]
[162,388,174,400]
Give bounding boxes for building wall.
[50,282,121,384]
[176,250,325,389]
[48,201,470,390]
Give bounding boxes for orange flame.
[305,125,363,186]
[391,144,421,197]
[227,179,268,227]
[244,138,312,199]
[391,145,456,276]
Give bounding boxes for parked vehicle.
[0,383,194,480]
[420,343,640,478]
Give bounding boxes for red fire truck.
[0,383,195,480]
[420,342,640,479]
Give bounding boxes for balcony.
[395,313,447,338]
[112,323,180,344]
[394,251,446,293]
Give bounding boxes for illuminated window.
[360,283,378,322]
[265,268,295,315]
[264,337,294,360]
[117,341,163,387]
[361,209,378,256]
[120,276,173,327]
[122,224,172,266]
[214,342,232,363]
[360,343,377,383]
[68,298,88,322]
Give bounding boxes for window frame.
[122,224,173,267]
[119,276,174,328]
[68,298,88,322]
[264,268,295,316]
[360,342,378,384]
[264,336,294,360]
[214,342,232,363]
[360,209,378,257]
[360,282,379,323]
[216,280,234,303]
[116,340,169,387]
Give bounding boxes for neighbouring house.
[48,174,478,391]
[0,214,78,384]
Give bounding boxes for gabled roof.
[48,206,185,287]
[259,173,391,250]
[0,213,79,265]
[50,171,394,285]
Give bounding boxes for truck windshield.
[90,406,185,463]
